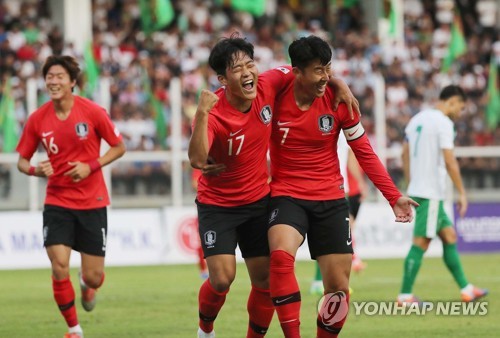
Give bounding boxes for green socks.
[443,243,468,289]
[401,245,425,294]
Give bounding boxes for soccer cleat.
[64,332,83,338]
[79,272,97,312]
[309,280,324,296]
[397,295,422,307]
[197,327,215,338]
[461,286,488,302]
[351,258,367,273]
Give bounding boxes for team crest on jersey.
[204,230,216,248]
[75,122,89,138]
[318,115,334,133]
[259,105,272,125]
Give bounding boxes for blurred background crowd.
[0,0,499,199]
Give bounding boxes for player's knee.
[209,274,234,292]
[84,270,105,288]
[51,261,70,279]
[442,230,457,244]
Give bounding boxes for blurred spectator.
[0,0,498,195]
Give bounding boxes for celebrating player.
[16,55,125,338]
[398,85,488,305]
[189,35,358,338]
[267,35,418,338]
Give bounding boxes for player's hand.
[63,161,91,182]
[330,77,360,119]
[38,160,54,177]
[197,90,219,115]
[457,193,468,218]
[392,196,419,223]
[201,156,226,176]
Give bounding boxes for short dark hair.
[208,33,254,76]
[42,55,81,82]
[439,85,466,101]
[288,35,332,70]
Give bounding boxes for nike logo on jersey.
[42,131,53,137]
[277,121,291,126]
[346,239,352,246]
[229,129,243,137]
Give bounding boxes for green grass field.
[0,254,498,338]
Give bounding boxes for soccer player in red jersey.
[189,36,357,338]
[16,55,125,338]
[267,36,418,338]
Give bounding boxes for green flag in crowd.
[142,68,167,149]
[388,0,398,38]
[441,11,467,72]
[486,56,500,130]
[83,42,99,97]
[230,0,266,17]
[139,0,175,35]
[0,79,19,152]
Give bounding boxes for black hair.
[288,35,332,70]
[208,33,254,76]
[439,85,467,101]
[42,55,81,82]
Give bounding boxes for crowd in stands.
[0,0,499,197]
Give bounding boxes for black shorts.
[268,196,353,259]
[196,195,270,259]
[43,205,108,257]
[348,193,362,219]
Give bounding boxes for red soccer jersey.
[196,66,294,207]
[16,96,122,209]
[270,84,401,206]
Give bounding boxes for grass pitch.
[0,254,498,337]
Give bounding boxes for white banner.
[354,202,445,258]
[0,209,165,269]
[0,202,449,270]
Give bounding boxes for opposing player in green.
[398,85,488,305]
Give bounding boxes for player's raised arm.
[189,89,218,169]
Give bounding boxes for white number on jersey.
[41,136,59,155]
[227,135,245,156]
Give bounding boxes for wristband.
[88,159,101,173]
[28,166,36,176]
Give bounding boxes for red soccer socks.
[52,276,78,327]
[270,250,301,338]
[198,279,228,333]
[247,285,274,337]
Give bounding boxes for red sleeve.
[16,114,39,160]
[94,107,122,146]
[338,105,402,207]
[259,65,294,96]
